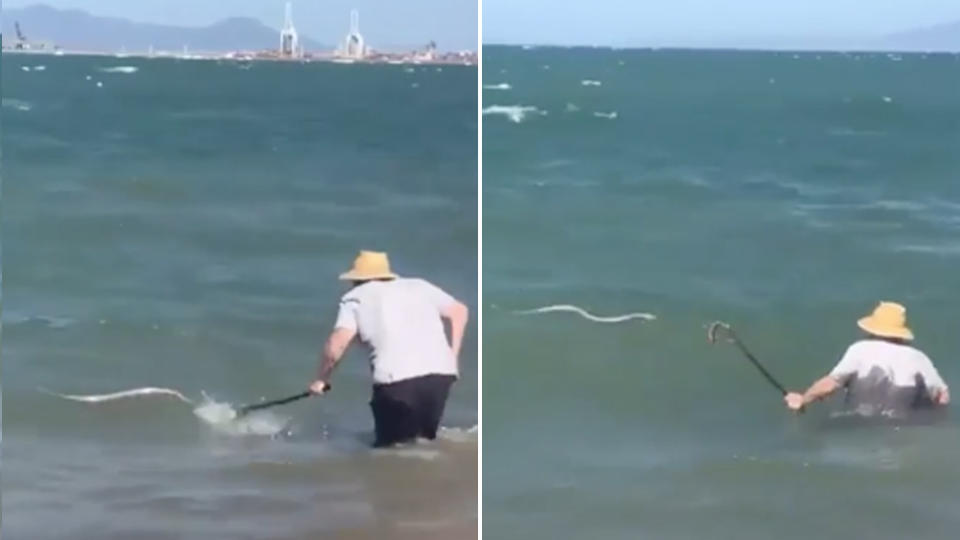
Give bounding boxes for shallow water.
[483,46,960,540]
[3,54,478,538]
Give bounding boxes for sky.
[4,0,478,50]
[483,0,960,48]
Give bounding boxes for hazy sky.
[5,0,478,50]
[483,0,960,47]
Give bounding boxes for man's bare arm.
[311,327,357,393]
[441,301,469,363]
[784,375,840,411]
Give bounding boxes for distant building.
[280,2,300,58]
[339,9,366,59]
[415,41,437,61]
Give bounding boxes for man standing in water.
[309,250,469,447]
[785,301,950,415]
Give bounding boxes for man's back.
[831,339,947,414]
[336,278,457,384]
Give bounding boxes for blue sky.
[5,1,478,50]
[483,0,960,47]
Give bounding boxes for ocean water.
[2,54,477,539]
[483,46,960,540]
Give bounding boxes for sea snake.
[39,386,194,405]
[514,304,656,323]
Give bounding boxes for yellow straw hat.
[339,250,398,281]
[857,301,914,341]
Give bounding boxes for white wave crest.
[482,105,545,123]
[99,66,139,74]
[438,424,478,443]
[484,83,512,90]
[594,111,618,119]
[581,79,602,86]
[515,304,656,323]
[2,99,32,112]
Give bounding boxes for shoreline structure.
[2,47,477,66]
[3,3,477,66]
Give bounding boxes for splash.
[193,393,290,437]
[515,304,656,323]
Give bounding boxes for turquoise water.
[483,46,960,539]
[3,54,477,539]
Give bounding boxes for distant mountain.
[883,20,960,52]
[2,4,328,53]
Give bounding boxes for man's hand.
[309,380,331,395]
[935,388,950,406]
[784,392,805,412]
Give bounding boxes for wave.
[483,83,512,90]
[438,424,479,443]
[827,127,886,137]
[891,243,960,256]
[2,98,33,111]
[3,313,75,328]
[593,111,618,119]
[565,103,580,112]
[482,105,545,123]
[99,66,139,74]
[515,304,656,323]
[581,79,602,86]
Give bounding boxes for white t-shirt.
[829,339,947,408]
[334,278,458,384]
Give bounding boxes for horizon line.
[481,43,960,54]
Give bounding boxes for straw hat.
[339,250,398,281]
[857,301,914,341]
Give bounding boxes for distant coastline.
[2,47,477,66]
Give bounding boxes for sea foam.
[482,105,545,123]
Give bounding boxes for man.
[784,301,950,415]
[309,250,469,447]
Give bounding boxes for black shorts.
[370,374,456,448]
